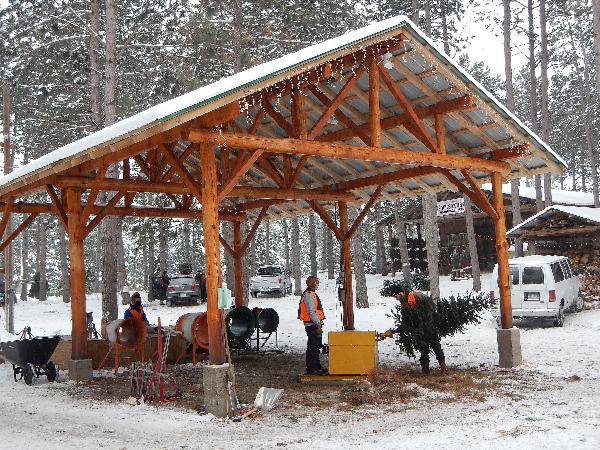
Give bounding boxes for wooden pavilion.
[0,16,565,378]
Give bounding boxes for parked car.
[166,275,199,306]
[250,265,292,298]
[490,255,583,327]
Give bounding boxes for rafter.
[84,191,126,237]
[81,166,107,224]
[308,66,365,140]
[0,213,38,253]
[3,201,245,222]
[239,206,269,256]
[218,149,264,202]
[345,184,385,239]
[45,184,68,229]
[261,99,293,136]
[309,200,343,241]
[189,131,511,174]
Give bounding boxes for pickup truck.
[249,265,292,298]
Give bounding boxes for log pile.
[539,245,600,302]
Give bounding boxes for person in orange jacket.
[298,275,326,375]
[124,292,149,325]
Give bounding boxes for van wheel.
[575,295,584,313]
[495,316,502,328]
[553,307,565,327]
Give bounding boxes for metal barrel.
[252,307,279,333]
[226,306,256,341]
[106,318,147,348]
[175,312,209,349]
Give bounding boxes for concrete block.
[496,328,522,368]
[68,359,93,382]
[203,363,234,418]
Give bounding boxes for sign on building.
[437,197,465,217]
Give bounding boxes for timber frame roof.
[0,16,566,222]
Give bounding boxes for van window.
[560,259,572,279]
[510,265,520,285]
[551,262,565,282]
[522,267,544,284]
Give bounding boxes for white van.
[490,255,583,327]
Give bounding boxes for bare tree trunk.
[242,222,251,304]
[423,194,440,301]
[292,217,302,295]
[326,226,334,279]
[440,0,450,54]
[535,175,544,211]
[539,0,552,207]
[142,229,148,290]
[249,233,257,281]
[464,196,481,291]
[148,225,155,299]
[309,214,317,276]
[264,221,271,265]
[394,200,412,284]
[182,220,191,264]
[320,221,327,271]
[38,219,47,302]
[159,221,168,274]
[20,228,29,301]
[282,219,290,274]
[90,0,102,129]
[375,225,386,275]
[94,232,101,292]
[424,0,432,36]
[504,0,524,256]
[100,0,119,332]
[101,218,118,332]
[350,207,368,308]
[59,224,70,302]
[411,0,419,24]
[223,223,234,290]
[117,231,126,290]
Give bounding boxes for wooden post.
[66,189,87,359]
[200,142,226,365]
[233,220,245,307]
[491,172,513,329]
[338,201,354,330]
[369,58,381,148]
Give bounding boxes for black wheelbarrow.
[0,336,60,385]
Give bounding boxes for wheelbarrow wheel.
[46,362,58,382]
[23,364,34,385]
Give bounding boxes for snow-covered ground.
[1,273,599,449]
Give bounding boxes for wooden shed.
[508,205,600,301]
[0,16,565,384]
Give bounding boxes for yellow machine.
[327,330,378,375]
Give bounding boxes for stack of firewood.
[540,246,600,302]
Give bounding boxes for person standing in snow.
[124,292,150,325]
[298,275,326,375]
[386,286,446,375]
[159,270,170,305]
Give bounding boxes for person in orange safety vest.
[298,275,326,375]
[124,292,149,325]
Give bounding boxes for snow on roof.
[0,16,411,188]
[507,255,569,264]
[481,183,594,206]
[508,205,600,236]
[0,15,566,194]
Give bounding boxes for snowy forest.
[0,0,598,320]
